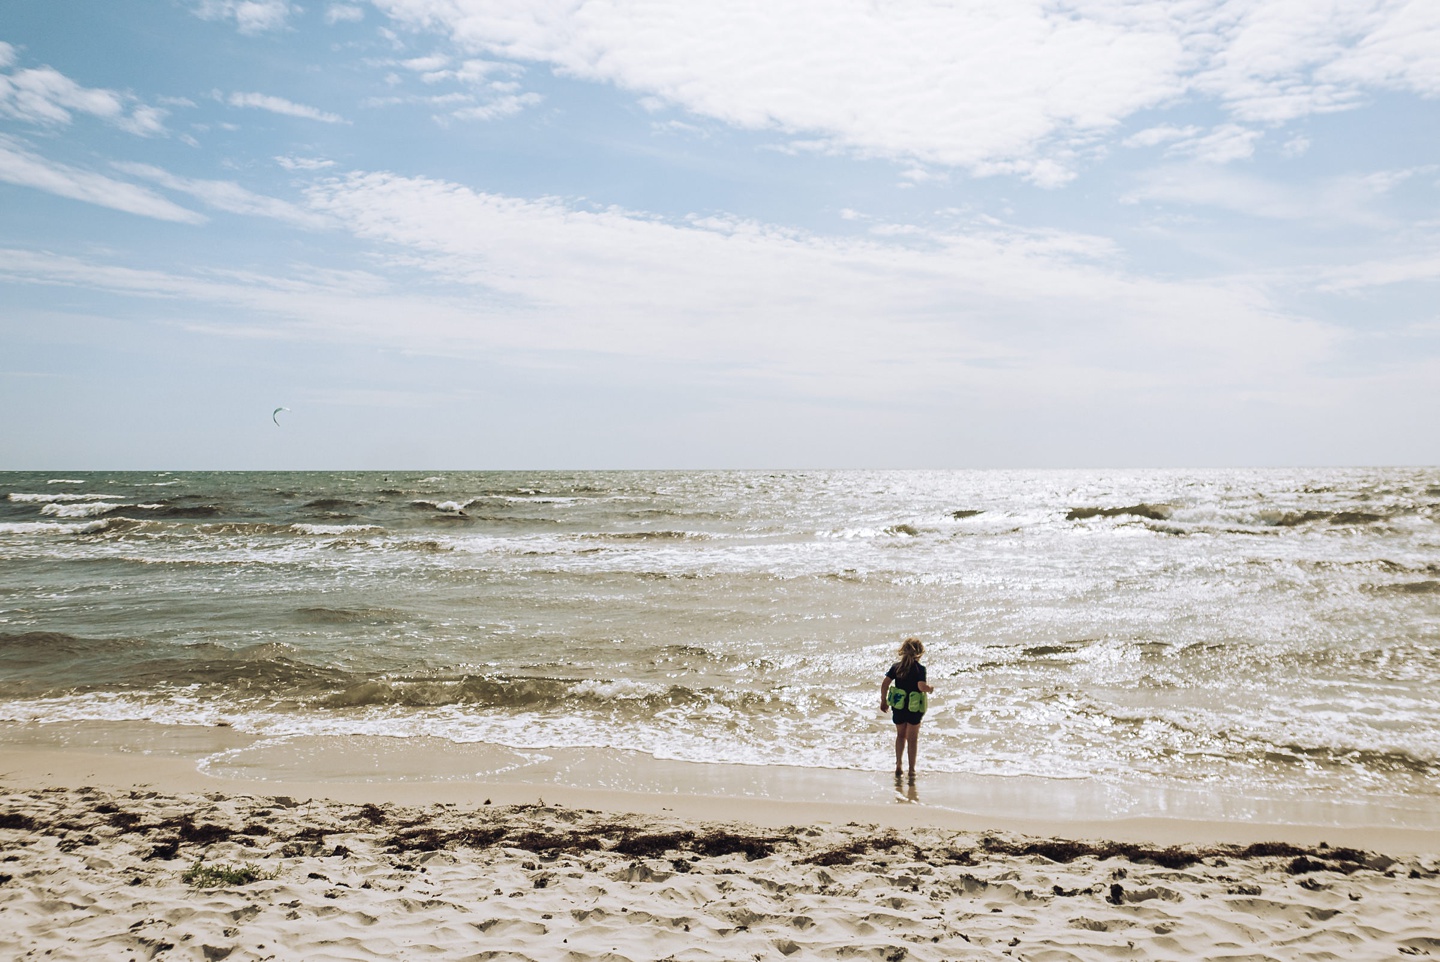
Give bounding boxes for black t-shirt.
[886,661,926,691]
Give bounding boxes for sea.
[2,469,1438,823]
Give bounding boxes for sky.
[1,1,1438,469]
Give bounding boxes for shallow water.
[2,469,1438,813]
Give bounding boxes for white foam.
[40,502,126,518]
[0,520,110,535]
[8,492,123,503]
[291,523,386,535]
[413,498,479,513]
[46,479,86,484]
[819,527,880,540]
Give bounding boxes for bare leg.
[893,724,907,774]
[906,723,920,774]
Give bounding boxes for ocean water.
[2,469,1438,813]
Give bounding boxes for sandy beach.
[3,729,1439,961]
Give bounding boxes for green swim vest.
[887,688,927,713]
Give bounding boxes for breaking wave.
[1066,503,1171,521]
[0,520,111,536]
[8,492,122,503]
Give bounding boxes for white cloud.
[284,170,1336,397]
[367,55,538,121]
[1317,251,1440,292]
[402,55,451,72]
[0,137,204,223]
[1280,134,1312,158]
[0,41,16,69]
[325,4,366,24]
[192,0,296,35]
[451,92,541,121]
[371,0,1440,177]
[1127,124,1265,164]
[1124,125,1202,149]
[117,104,169,137]
[1125,163,1428,226]
[1184,124,1263,165]
[275,155,337,171]
[1200,0,1440,120]
[374,0,1189,179]
[227,91,347,123]
[0,62,167,135]
[111,162,332,229]
[1323,1,1440,96]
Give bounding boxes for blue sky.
[2,0,1437,468]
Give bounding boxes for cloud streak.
[228,91,347,124]
[112,162,332,229]
[0,59,167,135]
[0,138,203,223]
[1123,164,1420,227]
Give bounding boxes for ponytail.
[896,637,924,675]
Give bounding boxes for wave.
[1364,580,1440,595]
[0,631,352,694]
[46,479,86,484]
[34,501,208,521]
[144,504,224,518]
[8,492,122,503]
[0,520,111,536]
[583,530,705,542]
[40,501,131,519]
[1256,740,1439,777]
[303,498,370,511]
[1263,509,1390,527]
[500,495,581,504]
[410,498,479,515]
[1066,503,1171,521]
[193,522,294,536]
[317,675,788,713]
[291,523,385,536]
[0,631,149,662]
[883,524,921,537]
[294,606,408,624]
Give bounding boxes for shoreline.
[4,720,1439,854]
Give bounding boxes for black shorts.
[892,709,924,725]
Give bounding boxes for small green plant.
[181,859,274,888]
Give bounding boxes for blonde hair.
[896,637,924,674]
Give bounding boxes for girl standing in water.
[880,637,934,777]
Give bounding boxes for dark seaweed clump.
[0,794,1394,879]
[975,836,1374,873]
[805,833,913,867]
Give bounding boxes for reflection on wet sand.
[894,773,919,804]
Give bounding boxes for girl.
[880,637,934,776]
